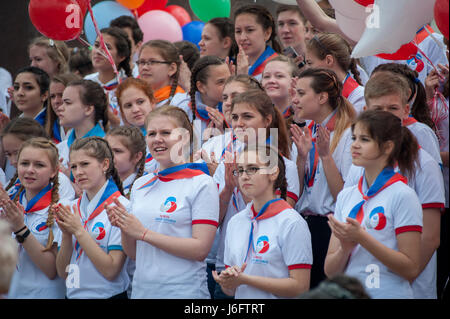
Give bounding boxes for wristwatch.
[16,228,31,244]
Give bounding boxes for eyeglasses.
[136,60,171,67]
[232,167,263,177]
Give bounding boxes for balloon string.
[76,37,110,61]
[413,41,445,81]
[87,1,121,85]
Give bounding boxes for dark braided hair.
[69,137,125,196]
[189,55,226,122]
[372,63,437,134]
[106,126,147,198]
[100,27,132,77]
[66,79,109,130]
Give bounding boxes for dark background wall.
[0,0,284,78]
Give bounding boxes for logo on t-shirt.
[160,196,177,213]
[407,53,424,73]
[365,206,387,231]
[34,221,48,232]
[256,235,270,254]
[91,222,106,240]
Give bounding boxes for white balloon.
[329,0,368,19]
[352,0,435,58]
[335,11,367,42]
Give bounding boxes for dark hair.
[352,110,419,180]
[372,63,436,133]
[67,79,109,129]
[234,4,283,54]
[174,41,200,71]
[276,4,307,24]
[15,66,50,95]
[297,68,356,152]
[307,33,363,85]
[69,47,94,77]
[207,17,239,59]
[231,89,291,158]
[300,274,370,299]
[47,73,82,141]
[189,55,226,122]
[69,137,124,196]
[100,27,132,78]
[110,15,144,45]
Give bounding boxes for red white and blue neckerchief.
[282,106,294,119]
[52,119,62,144]
[220,133,238,162]
[20,183,52,214]
[34,107,47,127]
[74,178,121,260]
[348,167,407,224]
[138,162,210,191]
[304,112,336,188]
[249,46,278,77]
[244,198,291,263]
[342,73,360,99]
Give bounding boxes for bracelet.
[14,225,27,234]
[141,229,148,242]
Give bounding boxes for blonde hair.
[16,137,60,252]
[29,37,70,75]
[364,72,411,106]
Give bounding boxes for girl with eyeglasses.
[137,40,185,107]
[213,144,312,298]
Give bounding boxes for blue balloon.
[84,1,134,44]
[182,21,205,49]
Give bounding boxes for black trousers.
[302,214,332,289]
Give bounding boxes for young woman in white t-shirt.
[105,106,219,299]
[1,138,65,299]
[213,144,312,298]
[325,110,423,299]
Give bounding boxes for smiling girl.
[233,4,282,80]
[1,137,65,299]
[106,105,219,299]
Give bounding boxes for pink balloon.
[138,10,183,42]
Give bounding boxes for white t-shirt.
[129,164,219,299]
[405,119,442,166]
[8,188,66,299]
[335,176,423,299]
[224,201,312,299]
[343,148,445,299]
[55,180,130,299]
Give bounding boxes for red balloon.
[354,0,374,6]
[434,0,449,40]
[29,0,83,41]
[376,42,418,60]
[136,0,168,17]
[75,0,90,15]
[164,5,192,27]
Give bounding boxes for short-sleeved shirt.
[224,201,312,299]
[55,180,130,299]
[335,177,423,299]
[129,163,219,299]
